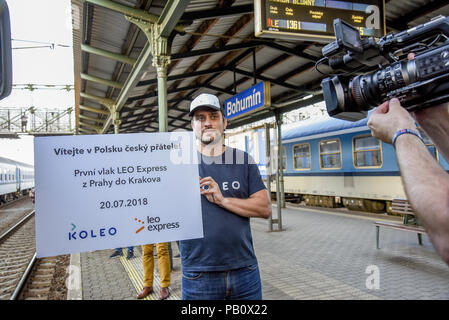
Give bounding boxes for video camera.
[320,16,449,121]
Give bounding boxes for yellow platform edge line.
[119,254,181,300]
[120,255,154,300]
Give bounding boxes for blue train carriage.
[246,116,449,214]
[0,156,34,203]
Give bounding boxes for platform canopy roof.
[71,0,449,134]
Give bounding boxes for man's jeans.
[182,264,262,300]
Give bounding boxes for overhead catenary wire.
[11,38,72,50]
[12,84,74,91]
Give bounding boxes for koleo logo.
[68,223,118,240]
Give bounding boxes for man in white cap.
[179,93,271,299]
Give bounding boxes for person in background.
[137,243,171,300]
[110,246,134,260]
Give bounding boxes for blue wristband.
[392,129,424,147]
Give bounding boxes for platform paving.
[77,205,449,300]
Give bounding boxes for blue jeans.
[182,264,262,300]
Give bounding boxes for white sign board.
[34,132,203,258]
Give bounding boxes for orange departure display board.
[254,0,385,42]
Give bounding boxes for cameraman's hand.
[367,98,417,144]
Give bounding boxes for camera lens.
[350,75,367,108]
[322,60,416,121]
[349,60,410,110]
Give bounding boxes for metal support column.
[252,48,257,85]
[149,26,172,267]
[156,61,169,132]
[150,25,171,133]
[265,123,273,232]
[271,118,284,232]
[123,18,172,132]
[113,112,121,134]
[276,113,285,208]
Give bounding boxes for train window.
[293,143,311,170]
[319,139,342,169]
[417,127,439,160]
[353,135,382,168]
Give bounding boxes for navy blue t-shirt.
[179,147,266,272]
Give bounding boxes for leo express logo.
[68,223,118,240]
[134,216,180,233]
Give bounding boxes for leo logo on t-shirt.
[222,181,241,191]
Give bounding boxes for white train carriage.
[0,156,20,202]
[0,156,35,203]
[17,162,35,193]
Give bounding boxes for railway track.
[17,255,59,300]
[0,196,23,208]
[0,210,70,300]
[0,211,36,299]
[0,197,34,236]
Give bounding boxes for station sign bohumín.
[34,132,203,258]
[224,81,271,121]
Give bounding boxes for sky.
[0,0,74,165]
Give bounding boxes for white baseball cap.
[189,93,222,116]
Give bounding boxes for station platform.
[70,205,449,300]
[78,244,182,300]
